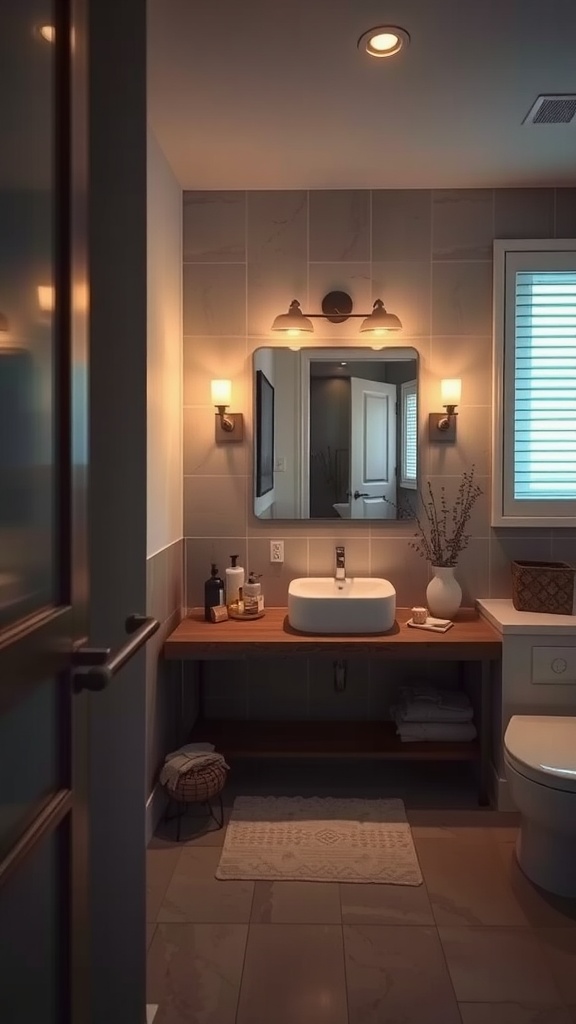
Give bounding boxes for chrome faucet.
[335,546,346,582]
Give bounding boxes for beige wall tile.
[430,335,492,407]
[183,263,246,335]
[495,188,554,238]
[309,190,370,262]
[183,407,247,476]
[372,189,432,261]
[432,261,492,335]
[433,189,494,260]
[555,188,576,238]
[183,190,246,262]
[247,191,307,263]
[247,537,308,604]
[183,475,247,537]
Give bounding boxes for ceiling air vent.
[523,95,576,124]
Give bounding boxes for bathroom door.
[349,377,397,518]
[0,2,151,1022]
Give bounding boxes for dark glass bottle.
[204,563,224,621]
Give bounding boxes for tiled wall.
[182,187,576,720]
[146,539,198,791]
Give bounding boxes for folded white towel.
[159,749,229,789]
[399,686,472,713]
[394,718,477,743]
[164,741,215,761]
[392,700,473,724]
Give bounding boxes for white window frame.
[400,379,417,490]
[492,238,576,527]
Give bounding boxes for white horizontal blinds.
[401,380,417,488]
[514,270,576,500]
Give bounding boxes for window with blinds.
[492,240,576,526]
[514,271,576,500]
[400,379,417,489]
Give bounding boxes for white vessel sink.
[288,577,396,634]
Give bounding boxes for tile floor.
[147,765,576,1024]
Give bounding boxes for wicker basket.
[511,560,576,615]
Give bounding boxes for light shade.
[211,379,232,406]
[358,25,410,58]
[360,299,402,334]
[441,378,462,406]
[38,285,54,312]
[0,311,8,333]
[271,299,314,334]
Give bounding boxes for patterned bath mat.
[215,796,422,885]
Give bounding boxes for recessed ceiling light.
[358,26,409,58]
[39,24,56,43]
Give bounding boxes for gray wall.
[182,186,576,720]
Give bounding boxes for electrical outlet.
[270,540,284,564]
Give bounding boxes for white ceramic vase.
[426,565,462,619]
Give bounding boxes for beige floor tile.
[416,836,529,926]
[147,922,247,1024]
[157,847,254,924]
[147,849,181,922]
[496,844,576,927]
[537,929,576,1004]
[459,1004,573,1024]
[236,924,348,1024]
[340,881,434,925]
[344,924,461,1024]
[250,880,341,924]
[439,927,561,1003]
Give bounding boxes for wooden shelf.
[164,607,501,660]
[190,718,479,761]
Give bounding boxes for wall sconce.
[429,379,461,442]
[211,379,244,443]
[271,291,402,336]
[37,285,54,313]
[0,311,9,333]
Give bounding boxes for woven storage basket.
[511,560,576,615]
[166,760,227,804]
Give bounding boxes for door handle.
[72,614,160,693]
[353,490,370,500]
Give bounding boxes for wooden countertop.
[164,607,501,660]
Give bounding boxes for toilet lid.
[504,716,576,793]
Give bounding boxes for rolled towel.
[394,718,477,743]
[164,741,215,761]
[160,750,229,789]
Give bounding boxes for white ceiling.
[147,0,576,190]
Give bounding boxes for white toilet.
[504,715,576,897]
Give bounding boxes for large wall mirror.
[253,347,419,520]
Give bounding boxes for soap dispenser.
[204,563,224,621]
[226,554,245,609]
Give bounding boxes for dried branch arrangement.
[410,468,482,566]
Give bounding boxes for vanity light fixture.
[357,26,410,58]
[429,378,462,443]
[271,291,402,336]
[211,379,244,443]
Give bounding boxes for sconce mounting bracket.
[429,412,457,443]
[321,290,353,324]
[215,413,244,443]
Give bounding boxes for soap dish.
[406,616,453,633]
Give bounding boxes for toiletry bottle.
[204,563,224,621]
[243,572,264,615]
[225,554,244,610]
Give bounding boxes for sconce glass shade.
[441,378,462,406]
[271,299,314,334]
[211,379,232,407]
[38,285,54,312]
[360,299,402,334]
